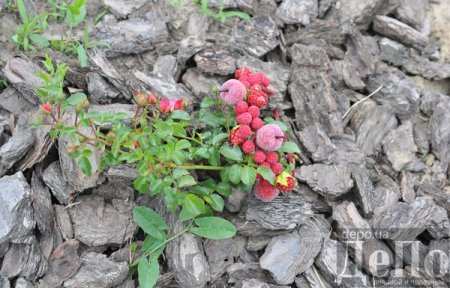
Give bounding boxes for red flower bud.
[242,140,255,154]
[174,99,184,110]
[40,102,52,114]
[159,98,172,113]
[253,150,266,164]
[147,93,158,105]
[236,112,252,125]
[235,101,249,115]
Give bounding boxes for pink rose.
[255,124,284,151]
[219,79,247,105]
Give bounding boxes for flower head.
[134,91,148,106]
[256,124,284,152]
[253,150,266,164]
[40,102,52,114]
[235,101,249,115]
[251,117,264,130]
[159,98,185,113]
[219,79,247,105]
[147,93,158,105]
[242,140,255,154]
[229,125,252,146]
[159,98,172,113]
[255,178,279,202]
[236,112,252,125]
[276,171,296,192]
[174,99,184,110]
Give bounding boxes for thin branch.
[342,85,384,120]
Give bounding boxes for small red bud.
[40,103,52,114]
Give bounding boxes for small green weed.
[12,0,49,51]
[171,0,251,22]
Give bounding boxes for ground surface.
[1,0,450,287]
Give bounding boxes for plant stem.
[75,131,109,146]
[177,164,224,171]
[131,225,191,266]
[176,135,202,145]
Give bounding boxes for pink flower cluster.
[133,91,185,113]
[220,68,297,202]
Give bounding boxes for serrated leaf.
[211,133,228,145]
[133,176,149,194]
[138,257,160,288]
[170,110,191,120]
[190,217,237,240]
[220,144,243,162]
[204,194,224,212]
[194,147,209,159]
[278,141,301,154]
[241,166,256,186]
[228,164,241,184]
[133,206,167,240]
[173,168,189,179]
[257,166,275,185]
[178,175,197,188]
[216,182,232,197]
[66,92,87,106]
[179,194,206,221]
[175,139,191,150]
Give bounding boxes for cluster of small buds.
[133,91,185,113]
[220,68,297,202]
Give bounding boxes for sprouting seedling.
[12,0,49,50]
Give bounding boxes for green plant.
[171,0,251,22]
[36,57,299,287]
[47,0,87,27]
[12,0,49,51]
[0,79,8,90]
[50,28,104,68]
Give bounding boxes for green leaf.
[170,110,190,121]
[16,0,28,23]
[204,194,224,212]
[133,176,149,194]
[77,44,88,67]
[220,144,243,162]
[228,164,241,184]
[133,206,167,240]
[173,168,189,179]
[178,175,197,188]
[29,34,49,48]
[217,10,251,22]
[138,257,160,288]
[66,0,86,27]
[78,157,92,176]
[241,166,257,186]
[175,139,191,150]
[216,182,232,197]
[190,217,237,240]
[211,133,228,145]
[257,166,275,185]
[179,194,206,221]
[264,118,288,131]
[66,92,87,106]
[142,235,166,258]
[278,141,301,154]
[194,147,209,159]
